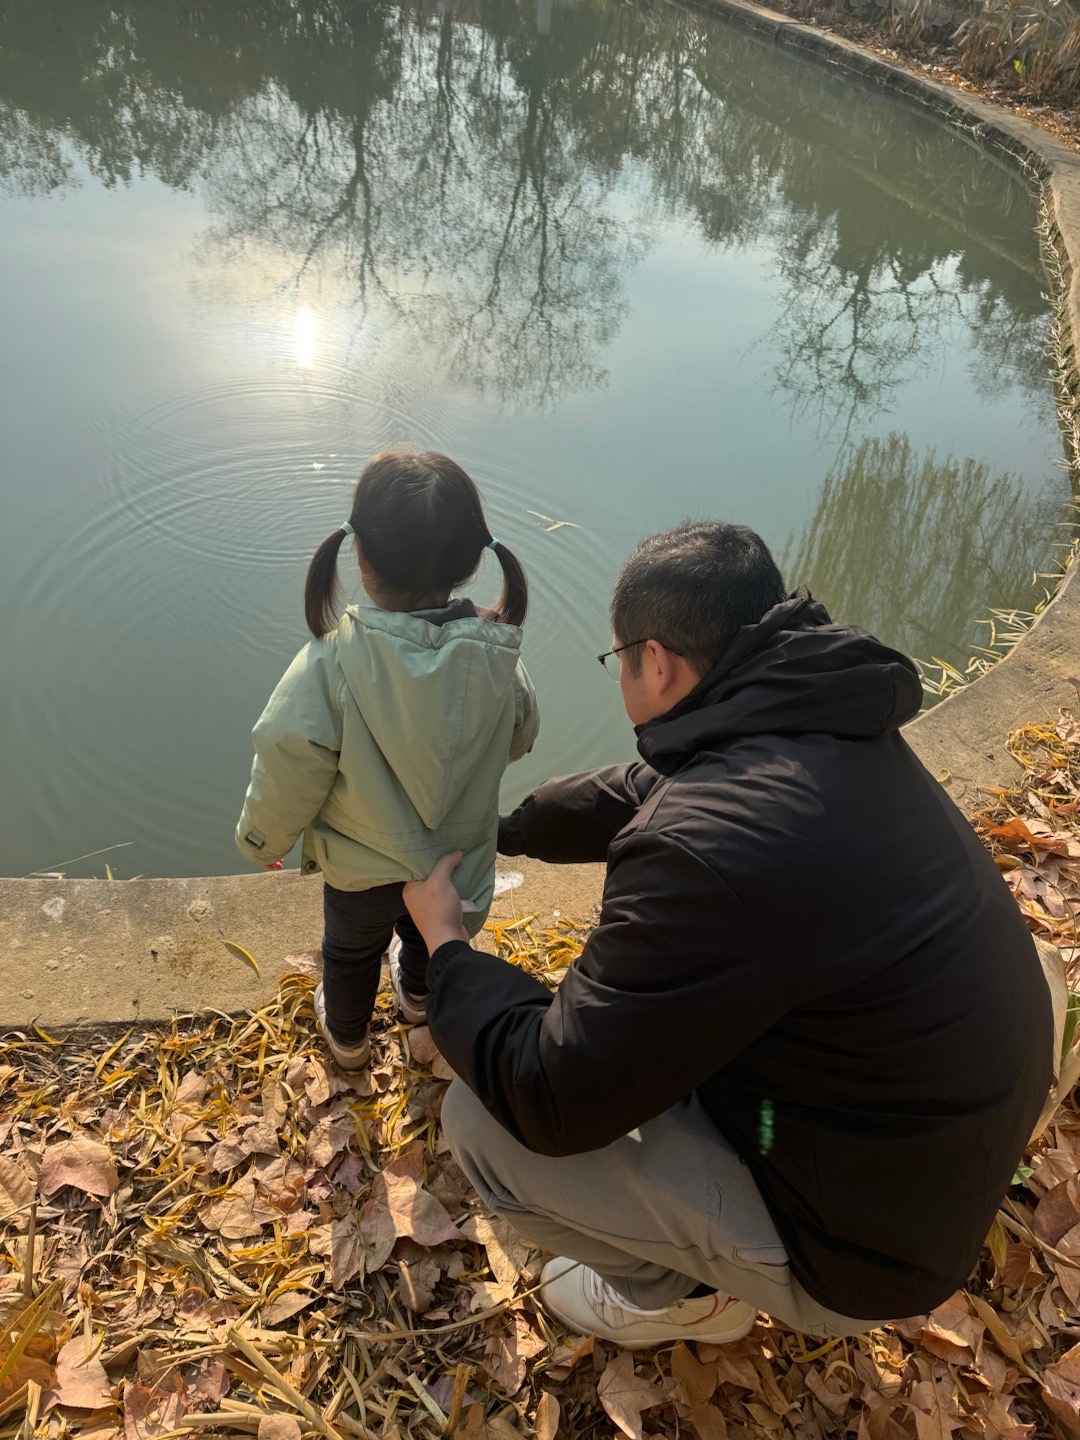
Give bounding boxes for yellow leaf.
[223,941,260,976]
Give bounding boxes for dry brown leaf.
[200,1173,278,1239]
[546,1334,595,1383]
[669,1343,719,1409]
[484,1313,546,1395]
[397,1245,441,1315]
[123,1380,186,1440]
[1,1357,56,1404]
[922,1294,983,1365]
[46,1334,113,1411]
[1001,1243,1043,1290]
[699,1345,761,1391]
[262,1292,315,1326]
[358,1141,462,1271]
[188,1359,229,1408]
[258,1417,302,1440]
[1033,1177,1080,1246]
[1042,1342,1080,1438]
[597,1352,666,1440]
[456,1402,521,1440]
[305,1108,354,1170]
[534,1391,560,1440]
[0,1155,34,1224]
[687,1402,728,1440]
[460,1212,531,1288]
[38,1136,118,1198]
[308,1212,365,1289]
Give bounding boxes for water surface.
[0,0,1071,877]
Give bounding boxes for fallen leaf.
[670,1343,719,1409]
[358,1141,462,1272]
[688,1402,728,1440]
[38,1137,118,1199]
[200,1173,278,1239]
[0,1155,34,1223]
[456,1402,521,1440]
[922,1293,983,1365]
[1043,1343,1080,1437]
[46,1334,113,1411]
[1033,1177,1080,1247]
[460,1212,531,1288]
[308,1212,365,1289]
[123,1381,186,1440]
[597,1352,666,1440]
[546,1334,595,1383]
[484,1312,546,1395]
[306,1108,355,1170]
[258,1417,302,1440]
[534,1391,560,1440]
[223,940,260,975]
[397,1244,441,1315]
[263,1292,315,1326]
[188,1360,229,1408]
[1002,1243,1044,1290]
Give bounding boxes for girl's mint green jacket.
[235,603,539,926]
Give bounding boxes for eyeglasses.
[596,639,684,678]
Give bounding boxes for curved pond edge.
[675,0,1080,806]
[2,1,1080,1030]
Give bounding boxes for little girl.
[236,449,538,1070]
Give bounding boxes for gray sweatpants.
[442,1080,879,1337]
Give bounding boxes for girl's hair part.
[303,449,528,637]
[305,525,351,638]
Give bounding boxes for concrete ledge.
[3,0,1080,1031]
[0,860,604,1031]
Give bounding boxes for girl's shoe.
[313,982,371,1071]
[388,936,428,1024]
[538,1258,757,1349]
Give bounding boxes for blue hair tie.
[487,536,499,550]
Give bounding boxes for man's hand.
[404,852,469,953]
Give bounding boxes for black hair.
[610,521,786,678]
[304,449,528,638]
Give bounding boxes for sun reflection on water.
[293,305,316,368]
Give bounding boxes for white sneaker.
[313,983,371,1071]
[539,1258,756,1349]
[389,935,428,1024]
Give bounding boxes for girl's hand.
[404,852,469,953]
[265,860,284,871]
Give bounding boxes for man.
[403,521,1052,1347]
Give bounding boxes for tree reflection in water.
[0,0,1052,419]
[0,0,1067,665]
[782,433,1073,665]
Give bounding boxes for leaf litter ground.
[3,705,1080,1440]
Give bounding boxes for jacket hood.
[335,605,524,828]
[637,589,923,774]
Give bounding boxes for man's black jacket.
[426,592,1052,1321]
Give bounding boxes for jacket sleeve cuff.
[428,938,475,985]
[497,808,530,856]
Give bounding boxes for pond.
[0,0,1073,879]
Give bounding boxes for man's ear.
[644,638,678,693]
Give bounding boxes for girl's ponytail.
[490,539,528,629]
[305,526,351,638]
